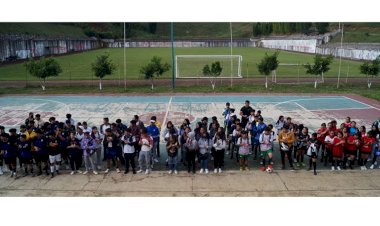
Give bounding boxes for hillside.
[1,22,380,42]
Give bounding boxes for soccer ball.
[266,167,273,173]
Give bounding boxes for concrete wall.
[0,35,101,61]
[316,46,380,61]
[259,39,319,53]
[107,39,257,48]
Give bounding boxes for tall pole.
[171,22,175,89]
[124,22,127,91]
[337,24,344,88]
[230,22,233,88]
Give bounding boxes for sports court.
[0,94,378,132]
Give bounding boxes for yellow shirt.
[278,131,295,146]
[155,121,162,130]
[25,131,37,141]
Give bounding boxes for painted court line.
[161,96,172,136]
[341,95,380,111]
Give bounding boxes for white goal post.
[175,55,243,79]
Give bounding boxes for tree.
[24,57,62,91]
[202,61,223,90]
[148,23,158,34]
[252,23,261,37]
[360,56,380,88]
[304,54,334,88]
[315,23,329,34]
[257,52,280,89]
[91,53,116,90]
[140,56,170,90]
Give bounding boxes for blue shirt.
[146,125,160,141]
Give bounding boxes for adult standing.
[240,100,254,129]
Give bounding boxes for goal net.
[175,55,243,79]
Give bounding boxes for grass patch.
[0,47,365,81]
[1,83,379,101]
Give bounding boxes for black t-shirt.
[47,138,60,156]
[240,106,253,126]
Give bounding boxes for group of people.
[1,100,380,179]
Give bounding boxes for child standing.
[360,132,375,170]
[198,132,210,174]
[121,128,137,174]
[324,130,335,167]
[138,128,153,174]
[237,131,251,171]
[332,131,345,170]
[296,127,309,168]
[259,127,274,172]
[18,134,33,177]
[213,132,226,173]
[307,133,319,175]
[278,125,295,170]
[166,135,179,174]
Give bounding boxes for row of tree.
[24,52,379,91]
[252,22,329,36]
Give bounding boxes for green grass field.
[0,47,365,81]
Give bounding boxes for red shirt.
[317,128,327,143]
[344,122,351,128]
[361,137,375,153]
[345,135,358,151]
[332,137,344,158]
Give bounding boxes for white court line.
[160,96,172,140]
[341,95,380,111]
[293,102,325,121]
[272,97,348,107]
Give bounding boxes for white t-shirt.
[324,135,334,145]
[141,136,153,152]
[121,135,136,154]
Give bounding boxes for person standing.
[81,131,98,175]
[259,127,274,172]
[18,134,33,177]
[146,119,160,166]
[91,126,103,170]
[67,132,83,175]
[166,135,180,174]
[212,132,226,173]
[278,125,295,170]
[184,130,197,174]
[239,100,254,129]
[121,128,137,174]
[47,132,61,178]
[103,128,121,174]
[237,131,251,171]
[138,128,153,174]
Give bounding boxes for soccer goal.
[175,55,243,79]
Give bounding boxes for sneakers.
[361,166,367,171]
[301,162,306,167]
[132,170,136,174]
[104,169,110,174]
[314,171,317,175]
[0,169,3,175]
[77,170,83,174]
[154,159,159,163]
[296,163,300,167]
[174,170,178,174]
[168,170,173,174]
[239,167,243,171]
[116,168,121,173]
[51,172,54,178]
[137,170,143,173]
[145,169,150,174]
[70,171,75,175]
[337,166,341,171]
[214,169,218,174]
[245,167,249,171]
[93,171,98,175]
[83,171,88,175]
[370,164,375,169]
[261,166,266,172]
[205,169,209,174]
[331,166,335,171]
[200,169,204,174]
[218,168,222,173]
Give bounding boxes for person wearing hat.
[146,118,160,166]
[121,128,137,174]
[32,129,49,176]
[47,132,60,178]
[81,131,98,175]
[75,126,84,141]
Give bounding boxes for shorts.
[345,150,357,156]
[239,154,249,160]
[105,149,117,160]
[49,154,62,164]
[20,157,33,164]
[4,157,16,165]
[33,153,48,162]
[260,149,273,157]
[308,152,318,158]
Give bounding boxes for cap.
[84,131,90,134]
[150,120,156,123]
